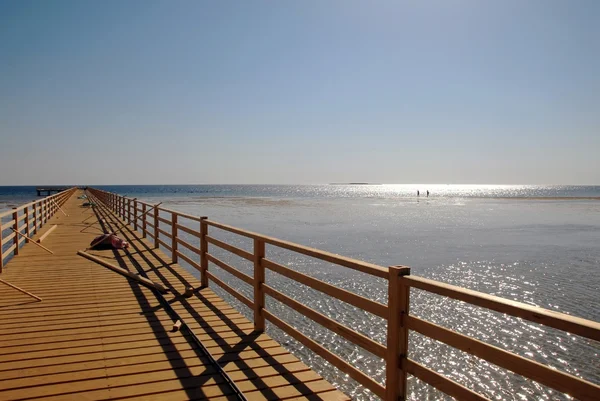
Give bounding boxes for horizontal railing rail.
[86,187,600,401]
[0,187,77,273]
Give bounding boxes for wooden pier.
[0,190,349,401]
[1,188,599,400]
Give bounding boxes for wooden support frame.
[24,206,30,242]
[386,265,411,401]
[171,212,178,263]
[200,217,208,287]
[142,203,147,238]
[263,258,387,318]
[0,228,3,273]
[253,238,265,332]
[133,199,138,231]
[206,253,253,285]
[153,204,159,249]
[12,209,19,256]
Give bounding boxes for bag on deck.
[90,234,129,250]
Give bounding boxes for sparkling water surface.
[1,185,599,400]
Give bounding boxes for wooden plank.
[175,250,202,272]
[157,227,171,238]
[385,266,410,401]
[406,315,600,401]
[207,253,253,285]
[404,276,600,342]
[37,225,58,243]
[200,218,208,287]
[404,359,490,401]
[205,219,389,279]
[263,310,386,399]
[156,237,172,251]
[263,258,387,318]
[263,284,386,358]
[205,235,253,261]
[157,216,171,225]
[77,251,169,294]
[206,271,253,308]
[175,236,200,255]
[175,223,201,238]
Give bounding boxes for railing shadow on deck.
[89,202,239,400]
[90,194,319,400]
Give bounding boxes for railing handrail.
[0,187,76,219]
[85,187,600,401]
[1,187,77,272]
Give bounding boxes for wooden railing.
[87,188,600,401]
[0,187,77,273]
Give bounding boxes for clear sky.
[0,0,598,185]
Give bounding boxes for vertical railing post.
[171,212,178,263]
[24,206,30,243]
[127,199,131,224]
[386,265,411,401]
[133,200,138,231]
[253,238,266,332]
[0,225,4,273]
[12,208,19,256]
[142,203,147,238]
[33,201,38,235]
[200,217,208,287]
[153,204,159,249]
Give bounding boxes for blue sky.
[0,0,598,185]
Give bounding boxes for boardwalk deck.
[0,190,349,401]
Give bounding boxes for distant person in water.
[427,190,429,197]
[417,190,420,197]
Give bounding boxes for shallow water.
[1,185,599,400]
[156,193,599,400]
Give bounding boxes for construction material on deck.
[0,279,42,301]
[77,250,170,293]
[37,224,57,243]
[50,198,68,216]
[11,229,54,254]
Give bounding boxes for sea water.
[1,185,599,400]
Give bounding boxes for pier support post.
[142,203,147,238]
[253,238,266,332]
[171,212,178,263]
[133,200,138,231]
[200,217,208,287]
[153,204,159,249]
[12,209,19,256]
[386,265,411,401]
[0,228,4,273]
[33,201,38,235]
[24,207,30,243]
